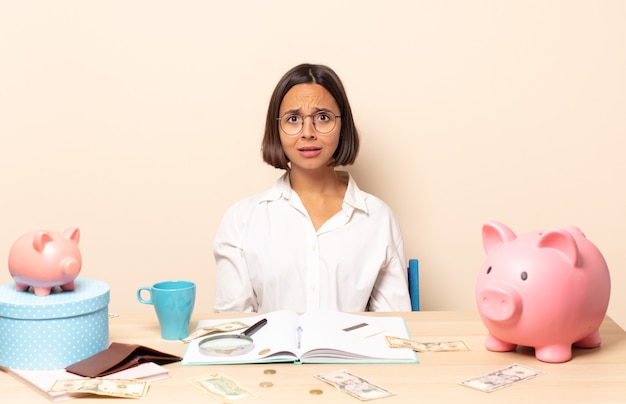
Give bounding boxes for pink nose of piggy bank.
[8,227,82,296]
[476,221,610,363]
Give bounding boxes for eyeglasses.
[277,111,341,136]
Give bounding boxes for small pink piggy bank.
[8,228,82,296]
[476,221,610,363]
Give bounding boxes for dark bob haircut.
[261,64,360,170]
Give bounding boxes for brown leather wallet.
[65,342,182,377]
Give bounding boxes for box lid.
[0,278,109,320]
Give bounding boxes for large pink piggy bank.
[8,228,82,296]
[476,221,610,363]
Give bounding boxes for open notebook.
[182,310,418,365]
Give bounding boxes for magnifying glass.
[198,318,268,357]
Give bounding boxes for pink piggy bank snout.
[61,257,81,276]
[477,284,522,323]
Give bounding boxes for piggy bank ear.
[537,228,579,266]
[482,221,517,254]
[62,227,80,244]
[563,226,586,239]
[33,231,54,253]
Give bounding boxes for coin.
[258,348,270,355]
[263,369,276,374]
[259,381,273,388]
[309,389,323,395]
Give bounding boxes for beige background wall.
[1,1,625,328]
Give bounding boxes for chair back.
[408,258,420,311]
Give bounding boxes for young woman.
[213,64,411,313]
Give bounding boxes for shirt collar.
[338,171,368,213]
[260,171,368,213]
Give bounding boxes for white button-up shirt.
[213,171,411,313]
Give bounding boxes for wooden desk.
[2,311,625,403]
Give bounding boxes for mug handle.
[137,287,153,304]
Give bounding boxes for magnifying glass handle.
[243,318,267,337]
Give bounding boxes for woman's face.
[278,83,341,172]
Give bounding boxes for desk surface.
[2,311,626,403]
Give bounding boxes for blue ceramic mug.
[137,280,196,340]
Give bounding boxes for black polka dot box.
[0,278,109,370]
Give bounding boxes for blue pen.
[296,326,303,349]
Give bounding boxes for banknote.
[385,336,470,352]
[189,372,257,401]
[49,378,149,398]
[181,321,249,343]
[459,363,544,392]
[315,370,395,401]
